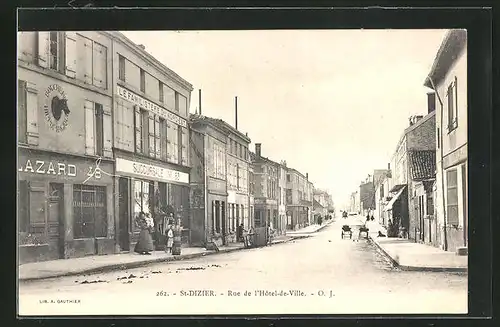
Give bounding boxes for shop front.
[227,191,249,243]
[206,177,227,245]
[18,148,115,264]
[254,198,278,229]
[114,153,190,251]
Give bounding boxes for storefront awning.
[383,185,407,212]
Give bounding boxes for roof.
[313,199,324,208]
[408,150,436,181]
[424,29,467,88]
[189,114,251,143]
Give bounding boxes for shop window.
[85,100,112,157]
[18,80,27,144]
[118,54,126,82]
[446,169,459,226]
[18,181,29,233]
[133,180,153,231]
[73,185,107,239]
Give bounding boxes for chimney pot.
[306,173,308,180]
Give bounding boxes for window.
[177,93,188,116]
[73,185,107,239]
[148,114,156,158]
[160,118,167,161]
[119,55,126,81]
[18,80,27,144]
[159,81,164,103]
[49,31,60,70]
[167,122,179,164]
[140,69,146,92]
[446,169,459,225]
[287,174,291,182]
[133,180,153,233]
[426,192,434,216]
[85,100,112,157]
[164,86,176,111]
[447,77,458,132]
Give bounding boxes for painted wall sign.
[116,85,187,128]
[43,84,71,133]
[115,158,189,184]
[18,159,77,177]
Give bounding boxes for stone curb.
[20,235,308,282]
[367,236,468,273]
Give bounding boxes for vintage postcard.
[17,27,468,316]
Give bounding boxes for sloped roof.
[313,199,324,208]
[408,150,436,181]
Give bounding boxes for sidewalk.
[286,219,334,235]
[19,235,307,282]
[366,221,468,272]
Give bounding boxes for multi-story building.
[277,161,288,235]
[349,191,361,214]
[374,166,392,225]
[109,33,193,251]
[285,168,310,230]
[18,31,116,263]
[385,108,436,239]
[360,178,375,217]
[251,144,279,231]
[313,189,329,219]
[424,29,467,253]
[306,179,314,224]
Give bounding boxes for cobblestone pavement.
[18,221,467,316]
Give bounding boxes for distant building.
[285,168,310,230]
[424,29,467,253]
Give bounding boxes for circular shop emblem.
[43,84,70,133]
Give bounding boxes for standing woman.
[165,225,174,254]
[134,212,154,255]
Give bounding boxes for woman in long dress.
[134,212,154,255]
[165,225,174,254]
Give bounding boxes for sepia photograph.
[17,25,470,316]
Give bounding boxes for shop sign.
[44,84,71,133]
[117,85,187,128]
[116,158,189,184]
[18,159,77,177]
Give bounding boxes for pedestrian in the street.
[237,223,244,242]
[134,212,154,255]
[165,225,174,254]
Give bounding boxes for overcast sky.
[121,29,447,209]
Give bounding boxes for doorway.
[118,177,130,251]
[48,183,64,259]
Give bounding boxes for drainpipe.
[426,75,448,251]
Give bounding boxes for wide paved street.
[19,219,467,315]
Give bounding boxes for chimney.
[427,92,436,113]
[255,143,261,158]
[235,96,238,130]
[138,44,146,50]
[388,163,390,170]
[306,173,308,180]
[198,89,202,115]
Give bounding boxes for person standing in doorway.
[134,212,154,255]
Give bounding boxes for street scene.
[19,219,467,315]
[17,28,468,315]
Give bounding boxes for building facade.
[18,31,116,263]
[285,168,310,230]
[189,116,229,245]
[424,29,468,253]
[251,144,279,231]
[277,162,288,235]
[109,32,192,251]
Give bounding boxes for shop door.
[118,177,130,251]
[48,183,65,259]
[221,201,226,245]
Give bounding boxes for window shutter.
[93,42,107,89]
[134,106,142,153]
[83,38,93,85]
[160,120,167,161]
[102,105,113,158]
[154,116,161,159]
[148,114,155,158]
[166,121,172,162]
[37,32,50,68]
[18,32,35,63]
[26,82,39,146]
[17,80,27,143]
[84,100,95,155]
[64,32,77,79]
